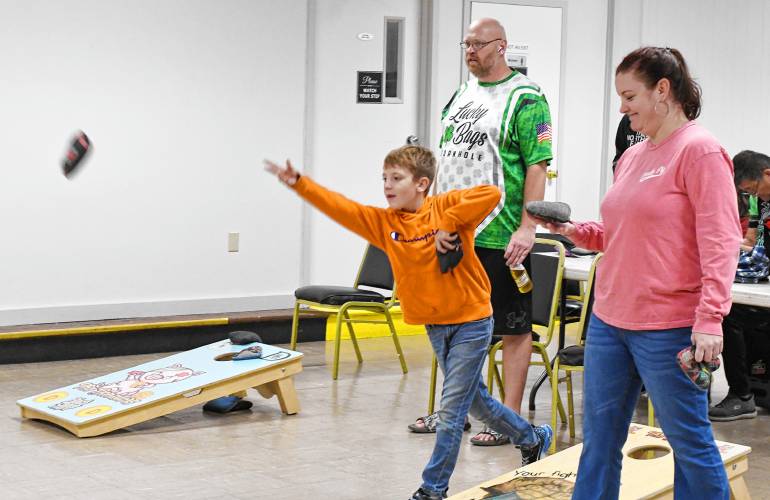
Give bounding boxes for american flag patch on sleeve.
[536,122,552,143]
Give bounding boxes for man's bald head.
[467,18,507,41]
[463,18,510,81]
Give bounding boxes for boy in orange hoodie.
[265,145,551,500]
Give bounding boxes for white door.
[309,0,422,285]
[467,1,565,201]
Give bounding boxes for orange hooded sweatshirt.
[293,176,501,325]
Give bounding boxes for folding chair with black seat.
[548,253,654,453]
[290,244,408,380]
[537,232,586,306]
[485,238,572,419]
[548,253,601,452]
[521,234,586,414]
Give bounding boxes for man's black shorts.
[475,246,533,335]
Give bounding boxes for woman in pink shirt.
[540,47,740,499]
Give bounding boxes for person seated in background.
[741,193,763,252]
[710,150,770,421]
[736,192,757,250]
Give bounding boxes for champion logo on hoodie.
[390,229,438,243]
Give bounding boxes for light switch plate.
[228,232,239,252]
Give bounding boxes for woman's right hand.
[540,220,577,237]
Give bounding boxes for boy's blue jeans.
[420,316,537,495]
[572,314,729,500]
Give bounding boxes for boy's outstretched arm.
[264,159,387,248]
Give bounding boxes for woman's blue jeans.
[572,314,729,500]
[420,316,537,495]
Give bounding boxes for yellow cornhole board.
[17,340,303,438]
[449,423,751,500]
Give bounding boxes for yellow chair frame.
[548,253,654,453]
[427,238,568,425]
[486,238,569,421]
[290,246,408,380]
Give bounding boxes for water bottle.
[510,264,533,294]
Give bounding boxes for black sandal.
[407,411,471,433]
[469,425,511,446]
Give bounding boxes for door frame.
[461,0,568,201]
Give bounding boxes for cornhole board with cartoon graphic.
[449,423,752,500]
[17,340,303,438]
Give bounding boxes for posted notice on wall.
[357,71,383,103]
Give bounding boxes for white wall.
[640,0,770,156]
[608,0,770,192]
[10,0,769,326]
[547,0,609,220]
[426,0,465,154]
[602,0,643,193]
[308,0,422,286]
[0,0,308,325]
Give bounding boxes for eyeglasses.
[460,38,502,51]
[739,179,761,197]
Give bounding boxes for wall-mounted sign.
[357,71,383,104]
[506,52,527,69]
[506,42,529,75]
[357,32,375,41]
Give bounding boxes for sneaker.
[408,487,447,500]
[709,393,757,421]
[518,424,553,466]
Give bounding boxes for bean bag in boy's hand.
[437,238,463,273]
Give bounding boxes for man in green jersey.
[409,18,552,449]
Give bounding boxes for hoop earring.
[654,101,670,116]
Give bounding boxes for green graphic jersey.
[437,71,553,249]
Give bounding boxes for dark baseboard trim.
[0,316,327,364]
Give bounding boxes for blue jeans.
[420,316,537,495]
[572,314,729,500]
